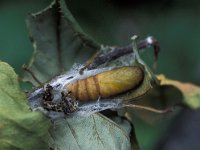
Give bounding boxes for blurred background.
[0,0,200,150]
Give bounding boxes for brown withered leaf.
[157,74,200,109]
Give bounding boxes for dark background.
[0,0,200,149]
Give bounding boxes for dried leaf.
[157,74,200,109]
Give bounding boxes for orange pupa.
[64,66,144,101]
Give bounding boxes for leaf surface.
[50,114,132,150]
[0,62,50,150]
[23,0,99,86]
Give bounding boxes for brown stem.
[22,65,42,85]
[124,104,173,114]
[85,36,160,70]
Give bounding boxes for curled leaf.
[157,74,200,109]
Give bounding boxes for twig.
[85,36,160,70]
[22,65,42,85]
[124,104,173,114]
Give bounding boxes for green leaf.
[0,61,50,150]
[23,0,99,86]
[110,116,139,150]
[49,113,132,150]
